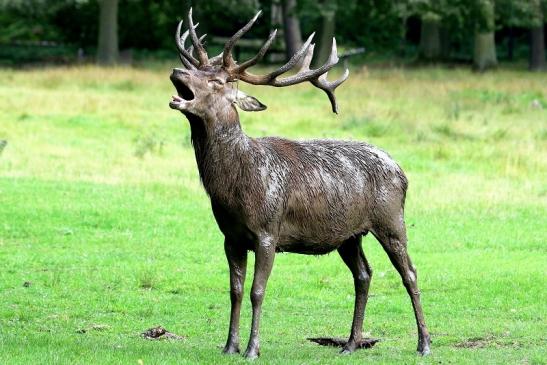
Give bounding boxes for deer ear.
[234,90,267,112]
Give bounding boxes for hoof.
[243,347,260,359]
[339,341,357,355]
[222,344,240,355]
[418,346,431,356]
[417,335,431,356]
[339,347,354,355]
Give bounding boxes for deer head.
[169,9,349,120]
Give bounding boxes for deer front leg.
[222,240,248,354]
[243,235,276,359]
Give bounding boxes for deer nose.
[172,68,190,76]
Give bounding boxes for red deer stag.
[169,9,431,359]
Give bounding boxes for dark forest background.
[0,0,545,71]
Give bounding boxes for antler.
[296,41,350,114]
[187,8,208,66]
[175,21,199,69]
[174,9,349,113]
[175,8,209,69]
[221,11,349,113]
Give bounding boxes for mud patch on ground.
[141,326,185,340]
[308,337,380,349]
[454,335,522,349]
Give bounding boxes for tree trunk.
[529,0,545,73]
[419,17,441,61]
[530,24,545,71]
[473,32,497,71]
[97,0,119,65]
[439,25,451,61]
[269,0,285,63]
[473,0,497,71]
[313,5,336,67]
[281,0,302,61]
[507,26,514,61]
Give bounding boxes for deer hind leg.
[372,217,431,356]
[337,235,373,354]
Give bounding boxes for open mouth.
[169,75,194,109]
[173,78,194,101]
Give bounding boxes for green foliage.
[0,0,63,42]
[0,0,544,66]
[474,0,496,32]
[333,0,404,53]
[497,0,545,28]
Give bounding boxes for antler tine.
[309,38,349,113]
[222,10,262,68]
[180,24,201,69]
[238,32,315,84]
[311,67,350,114]
[297,42,315,73]
[233,29,278,74]
[305,39,349,113]
[188,34,207,58]
[188,8,209,66]
[179,54,193,69]
[176,20,199,68]
[268,32,315,79]
[237,37,349,113]
[273,37,338,86]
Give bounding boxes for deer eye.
[208,78,224,86]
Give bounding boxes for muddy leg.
[243,235,276,359]
[374,224,431,355]
[337,235,373,354]
[222,240,248,354]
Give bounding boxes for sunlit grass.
[0,64,545,364]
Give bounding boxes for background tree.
[497,0,546,71]
[473,0,497,71]
[311,0,337,66]
[403,0,445,62]
[414,0,467,62]
[281,0,302,60]
[529,0,545,71]
[418,11,441,61]
[97,0,119,65]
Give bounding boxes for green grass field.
[0,64,545,364]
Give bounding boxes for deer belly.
[276,240,343,255]
[277,194,370,254]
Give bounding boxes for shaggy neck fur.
[185,108,254,203]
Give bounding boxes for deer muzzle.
[169,69,195,110]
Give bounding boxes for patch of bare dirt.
[454,335,522,349]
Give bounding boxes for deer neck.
[185,111,253,199]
